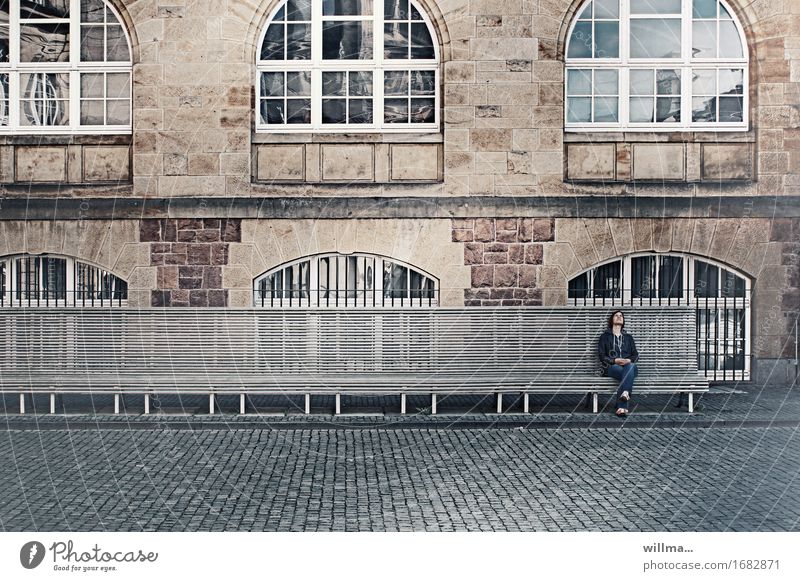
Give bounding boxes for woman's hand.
[614,358,631,365]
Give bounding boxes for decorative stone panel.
[632,144,685,181]
[141,218,241,307]
[1,143,131,184]
[452,218,555,306]
[702,144,754,181]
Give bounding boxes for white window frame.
[255,0,440,133]
[567,252,752,380]
[0,253,128,306]
[0,0,133,135]
[253,252,439,308]
[565,0,748,132]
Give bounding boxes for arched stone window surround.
[567,251,752,380]
[253,251,439,307]
[562,0,749,131]
[254,0,442,132]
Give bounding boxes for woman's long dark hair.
[607,310,625,329]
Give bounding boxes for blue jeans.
[608,363,638,410]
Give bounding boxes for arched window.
[0,254,128,306]
[0,0,133,133]
[568,253,751,380]
[256,0,439,132]
[254,252,438,307]
[565,0,747,131]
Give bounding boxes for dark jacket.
[597,330,639,373]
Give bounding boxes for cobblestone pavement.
[0,386,798,532]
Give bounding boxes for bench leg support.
[209,394,215,415]
[335,394,341,415]
[688,393,694,414]
[19,393,25,414]
[50,393,56,414]
[593,393,598,414]
[523,393,529,414]
[305,394,310,415]
[240,394,245,415]
[431,394,437,415]
[496,393,503,414]
[144,394,150,415]
[400,393,406,414]
[114,394,120,415]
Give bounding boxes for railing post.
[400,393,406,414]
[209,394,215,415]
[114,394,120,414]
[144,394,150,415]
[240,394,245,415]
[335,393,341,415]
[305,394,311,414]
[431,393,437,415]
[19,393,25,414]
[523,393,529,413]
[496,393,503,414]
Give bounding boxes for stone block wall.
[141,218,242,307]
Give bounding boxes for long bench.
[0,306,709,414]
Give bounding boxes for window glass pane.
[384,0,409,20]
[20,73,69,126]
[632,256,655,298]
[694,261,718,297]
[721,271,745,297]
[630,0,681,14]
[21,0,69,18]
[410,4,422,20]
[593,97,618,122]
[81,0,105,23]
[410,98,434,122]
[594,0,619,19]
[349,71,373,96]
[80,26,104,61]
[0,74,8,125]
[719,68,743,94]
[262,100,285,124]
[568,21,592,58]
[629,97,653,122]
[286,71,311,96]
[629,19,681,58]
[260,23,284,60]
[384,98,408,123]
[261,72,284,96]
[106,99,129,125]
[594,21,618,58]
[323,0,374,16]
[410,22,434,59]
[692,96,716,121]
[384,22,408,59]
[693,0,717,18]
[592,261,621,298]
[656,96,680,122]
[383,263,408,298]
[285,23,311,59]
[106,73,130,100]
[20,23,70,62]
[286,0,312,21]
[578,3,592,20]
[322,99,346,123]
[81,73,104,98]
[567,97,591,122]
[567,69,592,95]
[568,273,589,299]
[322,71,346,96]
[594,69,618,94]
[322,22,373,59]
[106,25,129,61]
[349,99,373,123]
[719,21,743,58]
[384,71,408,95]
[692,21,716,58]
[80,99,103,124]
[0,1,8,62]
[656,69,680,94]
[629,69,653,95]
[410,70,435,95]
[286,99,311,123]
[720,4,733,19]
[718,96,742,122]
[658,256,683,298]
[692,69,716,94]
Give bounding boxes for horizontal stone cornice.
[0,196,798,220]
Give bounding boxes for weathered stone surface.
[567,144,615,181]
[632,144,685,181]
[321,145,374,181]
[391,144,440,181]
[702,144,753,181]
[16,147,66,182]
[257,145,305,182]
[83,146,131,182]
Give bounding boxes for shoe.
[620,391,630,402]
[616,408,628,417]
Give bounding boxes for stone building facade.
[1,0,798,386]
